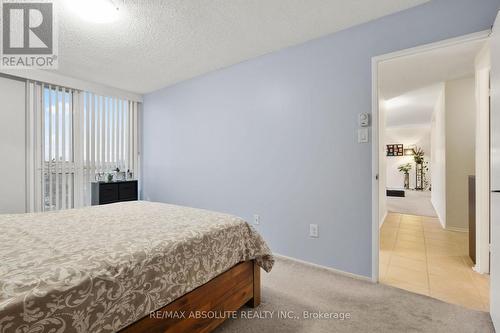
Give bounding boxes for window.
[80,92,139,206]
[43,87,74,211]
[26,81,140,212]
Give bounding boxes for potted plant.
[413,147,425,164]
[422,161,430,190]
[398,163,412,189]
[413,147,427,190]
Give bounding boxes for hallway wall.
[445,76,476,230]
[385,126,431,190]
[431,89,446,226]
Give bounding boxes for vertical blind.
[80,92,139,206]
[26,81,140,212]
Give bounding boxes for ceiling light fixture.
[69,0,121,24]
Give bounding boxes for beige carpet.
[216,257,494,333]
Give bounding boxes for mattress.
[0,201,274,333]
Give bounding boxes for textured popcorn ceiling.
[56,0,429,94]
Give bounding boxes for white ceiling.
[379,39,485,100]
[384,83,443,128]
[380,38,486,128]
[385,126,430,147]
[56,0,430,94]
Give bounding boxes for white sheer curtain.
[26,81,140,212]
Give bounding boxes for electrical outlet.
[253,214,260,225]
[309,224,319,238]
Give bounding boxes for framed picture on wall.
[387,144,403,156]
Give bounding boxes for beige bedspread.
[0,201,273,333]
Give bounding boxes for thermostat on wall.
[359,113,370,127]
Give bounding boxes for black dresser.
[91,180,138,205]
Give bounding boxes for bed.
[0,201,274,333]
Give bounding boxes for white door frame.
[475,42,492,275]
[371,30,491,282]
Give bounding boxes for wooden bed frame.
[120,260,261,333]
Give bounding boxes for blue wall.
[143,0,500,277]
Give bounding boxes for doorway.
[372,31,491,311]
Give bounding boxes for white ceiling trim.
[0,68,143,102]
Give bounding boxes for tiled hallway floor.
[379,213,490,312]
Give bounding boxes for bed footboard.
[121,260,261,333]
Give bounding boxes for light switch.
[358,128,369,143]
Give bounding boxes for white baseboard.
[473,264,490,275]
[430,199,446,228]
[445,226,469,233]
[273,253,372,282]
[379,211,388,229]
